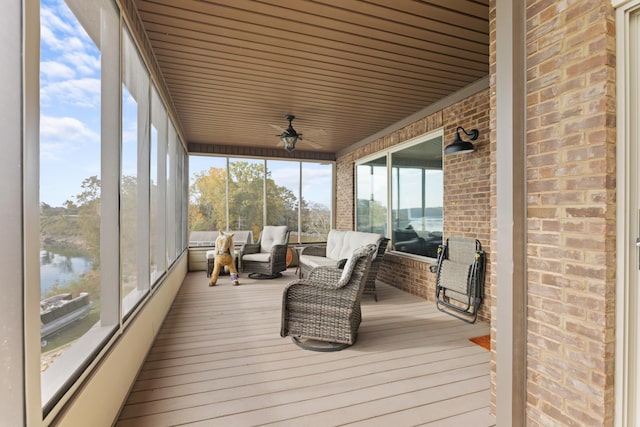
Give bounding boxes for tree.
[189,161,299,238]
[119,175,138,281]
[302,200,331,237]
[228,162,265,234]
[189,166,227,231]
[74,176,101,264]
[39,176,102,305]
[357,198,387,235]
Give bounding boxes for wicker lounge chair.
[240,226,290,279]
[435,236,486,323]
[281,244,377,351]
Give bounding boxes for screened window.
[166,123,178,264]
[189,157,334,244]
[356,156,387,236]
[121,28,150,316]
[356,131,443,258]
[38,0,187,413]
[229,158,265,236]
[150,87,167,285]
[301,162,332,243]
[39,0,119,410]
[267,160,299,231]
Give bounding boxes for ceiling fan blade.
[269,124,286,133]
[269,119,324,150]
[271,124,287,146]
[302,128,327,139]
[300,138,323,149]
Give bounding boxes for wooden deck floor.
[116,270,495,427]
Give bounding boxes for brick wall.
[376,252,435,301]
[523,0,617,425]
[335,152,355,230]
[336,91,492,323]
[336,1,617,424]
[443,92,492,323]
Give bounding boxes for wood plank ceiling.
[132,0,489,156]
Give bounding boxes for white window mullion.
[137,84,150,292]
[100,2,122,329]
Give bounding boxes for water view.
[40,250,92,298]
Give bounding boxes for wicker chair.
[281,244,377,351]
[362,237,389,301]
[239,226,290,279]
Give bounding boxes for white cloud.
[302,167,332,183]
[40,24,62,52]
[61,49,100,76]
[41,77,100,108]
[40,5,75,49]
[40,2,101,119]
[41,1,98,76]
[270,165,299,186]
[41,115,99,142]
[40,115,99,161]
[41,60,76,80]
[268,163,332,207]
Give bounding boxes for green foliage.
[190,167,227,231]
[40,176,102,264]
[41,175,103,306]
[229,162,266,235]
[75,176,102,264]
[41,203,78,237]
[357,198,387,234]
[189,161,297,237]
[189,161,332,240]
[40,211,78,237]
[120,175,138,279]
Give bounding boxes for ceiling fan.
[270,115,325,152]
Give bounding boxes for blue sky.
[40,0,101,207]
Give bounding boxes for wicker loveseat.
[299,230,388,301]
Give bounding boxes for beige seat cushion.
[242,252,271,263]
[325,230,384,261]
[298,255,338,270]
[259,225,288,253]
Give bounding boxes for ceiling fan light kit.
[279,115,302,152]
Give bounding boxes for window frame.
[188,155,335,245]
[35,0,190,417]
[355,129,444,259]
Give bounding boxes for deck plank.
[116,270,493,426]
